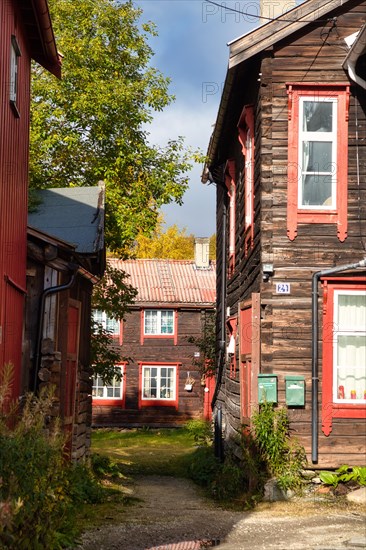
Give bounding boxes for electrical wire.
[205,0,338,25]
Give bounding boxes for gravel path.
[79,475,366,550]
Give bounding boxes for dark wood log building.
[92,241,216,427]
[203,0,366,468]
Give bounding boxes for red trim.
[203,373,215,421]
[92,363,126,407]
[225,160,236,278]
[286,84,349,242]
[322,281,366,436]
[138,362,180,410]
[238,105,255,254]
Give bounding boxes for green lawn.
[91,427,198,478]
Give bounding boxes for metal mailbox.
[258,374,277,403]
[285,375,305,406]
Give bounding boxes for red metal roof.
[108,259,216,306]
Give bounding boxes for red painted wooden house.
[0,0,61,399]
[92,240,216,427]
[203,0,366,468]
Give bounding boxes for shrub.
[185,419,213,446]
[251,402,307,491]
[0,375,107,549]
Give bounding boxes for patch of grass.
[91,427,197,477]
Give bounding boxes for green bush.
[185,419,213,446]
[251,402,307,491]
[320,465,366,487]
[0,379,107,549]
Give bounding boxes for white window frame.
[93,309,120,336]
[92,366,124,400]
[298,96,337,210]
[10,36,21,105]
[245,127,253,230]
[144,309,174,336]
[141,365,176,401]
[332,290,366,404]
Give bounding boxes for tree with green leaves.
[30,0,196,255]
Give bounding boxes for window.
[10,36,21,116]
[144,310,174,335]
[333,291,366,403]
[92,365,125,405]
[225,160,236,277]
[238,105,255,253]
[287,84,350,242]
[322,280,366,436]
[93,309,122,343]
[139,363,179,409]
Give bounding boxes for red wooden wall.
[0,1,32,398]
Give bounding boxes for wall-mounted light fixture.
[262,263,274,282]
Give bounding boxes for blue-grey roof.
[28,185,105,254]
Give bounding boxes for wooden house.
[27,185,105,460]
[203,0,366,468]
[0,0,61,400]
[92,240,216,427]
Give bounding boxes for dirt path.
[79,475,366,550]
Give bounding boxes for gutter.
[311,258,366,464]
[343,25,366,90]
[31,0,62,78]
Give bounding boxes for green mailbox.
[285,375,305,406]
[258,374,277,403]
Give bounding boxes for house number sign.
[276,282,291,294]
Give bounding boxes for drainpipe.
[311,258,366,464]
[33,268,78,392]
[211,179,228,408]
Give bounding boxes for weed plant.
[0,370,110,549]
[251,402,307,491]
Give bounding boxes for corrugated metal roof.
[108,258,216,305]
[28,185,104,254]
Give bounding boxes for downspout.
[33,268,78,392]
[211,180,228,408]
[311,258,366,464]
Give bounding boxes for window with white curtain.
[299,97,337,209]
[142,365,176,400]
[333,291,366,403]
[92,366,124,400]
[92,309,120,335]
[144,310,174,335]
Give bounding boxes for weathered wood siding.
[92,308,213,427]
[213,1,366,468]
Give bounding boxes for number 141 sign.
[276,282,291,294]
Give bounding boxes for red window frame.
[225,160,236,278]
[138,362,180,409]
[287,83,350,242]
[227,316,237,379]
[238,104,255,254]
[92,363,126,407]
[321,278,366,436]
[140,309,178,345]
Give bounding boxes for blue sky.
[135,1,260,237]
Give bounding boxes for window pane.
[145,311,158,334]
[93,310,103,324]
[161,311,173,334]
[303,101,333,132]
[338,294,366,330]
[303,141,332,173]
[106,316,119,334]
[302,174,332,206]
